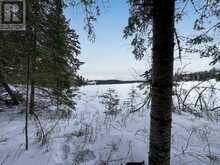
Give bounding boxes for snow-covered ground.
[1,82,220,165]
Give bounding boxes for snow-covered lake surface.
[1,82,220,165]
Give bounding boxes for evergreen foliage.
[99,88,121,114]
[0,0,83,110]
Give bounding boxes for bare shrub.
[173,80,220,121]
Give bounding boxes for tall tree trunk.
[29,26,36,115]
[148,0,175,165]
[29,0,39,114]
[30,79,35,114]
[0,72,19,105]
[24,0,35,150]
[25,49,30,151]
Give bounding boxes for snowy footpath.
[1,82,220,165]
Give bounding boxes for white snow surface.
[0,82,220,165]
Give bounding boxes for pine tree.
[0,0,82,111]
[148,1,175,164]
[124,0,175,164]
[124,0,220,164]
[41,0,81,109]
[0,31,26,104]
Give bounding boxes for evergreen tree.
[0,31,26,104]
[125,0,220,164]
[42,0,82,109]
[125,1,175,164]
[0,0,82,111]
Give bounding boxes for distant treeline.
[86,68,220,85]
[174,68,220,81]
[87,80,145,85]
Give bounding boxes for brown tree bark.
[148,0,175,165]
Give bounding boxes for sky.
[64,1,216,80]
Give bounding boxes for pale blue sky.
[64,1,150,80]
[64,1,215,80]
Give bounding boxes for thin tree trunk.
[29,27,36,115]
[24,0,35,150]
[148,0,175,165]
[29,0,39,114]
[0,72,19,105]
[30,79,35,114]
[25,52,30,151]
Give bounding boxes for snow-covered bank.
[0,82,220,165]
